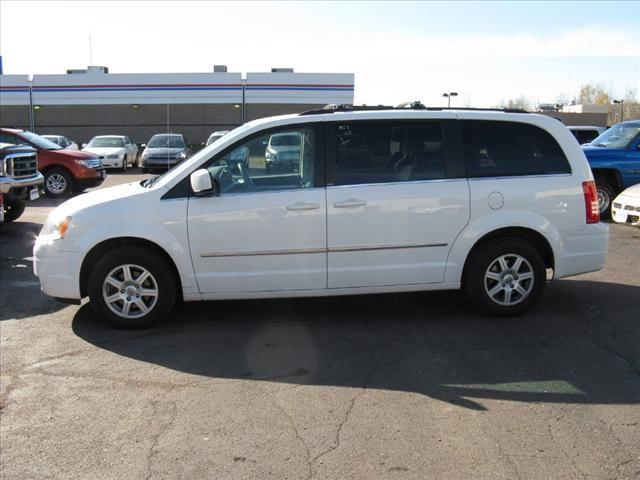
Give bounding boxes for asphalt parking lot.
[1,169,639,480]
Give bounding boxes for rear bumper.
[554,223,609,279]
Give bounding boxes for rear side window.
[461,121,570,178]
[573,130,599,145]
[332,121,447,186]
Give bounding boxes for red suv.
[0,128,106,197]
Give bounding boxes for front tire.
[121,155,128,172]
[595,181,615,219]
[465,238,546,316]
[3,201,26,222]
[88,246,177,329]
[44,167,74,197]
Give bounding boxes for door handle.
[333,198,366,208]
[286,202,320,211]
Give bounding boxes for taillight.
[582,180,600,224]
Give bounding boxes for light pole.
[613,99,624,122]
[443,92,458,108]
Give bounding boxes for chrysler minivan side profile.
[34,108,608,328]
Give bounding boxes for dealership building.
[0,66,354,145]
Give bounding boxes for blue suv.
[582,121,640,218]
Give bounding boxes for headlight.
[265,151,275,161]
[0,158,5,176]
[107,154,121,159]
[141,151,149,160]
[40,215,72,241]
[176,152,187,160]
[74,159,90,167]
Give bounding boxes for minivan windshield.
[148,136,185,148]
[87,137,125,148]
[590,123,640,149]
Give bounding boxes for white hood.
[83,147,125,156]
[620,184,640,199]
[52,181,151,219]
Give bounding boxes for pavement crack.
[144,399,178,480]
[270,389,313,480]
[546,416,587,480]
[309,366,373,478]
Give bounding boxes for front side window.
[574,130,599,145]
[204,127,316,194]
[461,121,570,178]
[333,122,446,186]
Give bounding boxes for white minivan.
[34,108,608,328]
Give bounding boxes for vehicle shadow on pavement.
[72,279,640,410]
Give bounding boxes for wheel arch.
[79,236,183,298]
[460,227,555,286]
[41,163,72,176]
[592,168,623,192]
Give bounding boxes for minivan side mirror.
[190,169,216,196]
[141,143,147,148]
[82,143,87,148]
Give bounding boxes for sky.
[1,0,638,107]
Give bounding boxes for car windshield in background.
[148,136,185,148]
[206,134,225,146]
[19,131,62,150]
[88,137,125,148]
[42,136,62,146]
[591,124,640,149]
[271,134,300,146]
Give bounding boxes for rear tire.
[88,246,177,329]
[3,201,26,222]
[465,238,546,316]
[595,181,615,219]
[44,167,74,197]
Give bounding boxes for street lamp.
[443,92,458,108]
[613,99,624,122]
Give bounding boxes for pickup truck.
[0,143,44,223]
[582,120,640,218]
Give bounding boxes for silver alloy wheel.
[102,264,158,319]
[484,254,535,306]
[597,187,610,213]
[46,173,67,194]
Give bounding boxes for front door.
[188,125,327,293]
[325,118,470,288]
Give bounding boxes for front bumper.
[100,157,124,168]
[612,196,640,226]
[142,158,182,167]
[76,169,106,189]
[33,236,84,299]
[0,173,45,195]
[555,223,609,279]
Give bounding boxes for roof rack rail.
[299,104,530,116]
